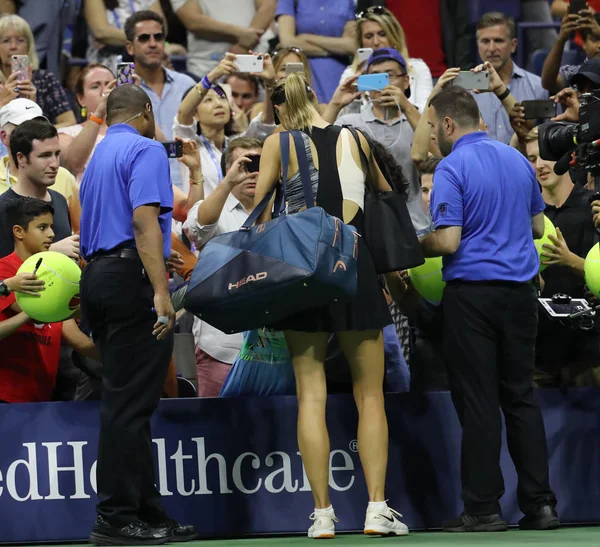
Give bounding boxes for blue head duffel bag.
[183,130,359,334]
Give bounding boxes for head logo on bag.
[333,260,347,273]
[256,224,266,234]
[229,272,268,291]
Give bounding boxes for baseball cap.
[0,98,48,128]
[571,58,600,88]
[366,48,411,98]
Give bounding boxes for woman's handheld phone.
[285,62,304,75]
[236,54,264,73]
[162,141,183,158]
[11,55,29,81]
[357,73,389,92]
[116,62,135,86]
[522,100,557,120]
[357,48,373,64]
[453,71,489,91]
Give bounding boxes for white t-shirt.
[171,0,273,78]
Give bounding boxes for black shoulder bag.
[345,126,425,273]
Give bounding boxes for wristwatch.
[0,280,9,297]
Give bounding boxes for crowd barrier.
[1,389,600,543]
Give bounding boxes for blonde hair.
[0,15,39,72]
[272,47,312,85]
[276,72,318,130]
[524,126,539,144]
[354,8,410,72]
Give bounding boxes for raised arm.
[542,15,579,93]
[172,138,204,222]
[177,54,237,126]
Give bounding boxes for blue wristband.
[201,75,212,91]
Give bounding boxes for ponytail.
[276,72,318,130]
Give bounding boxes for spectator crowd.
[2,0,599,541]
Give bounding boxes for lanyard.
[200,134,224,183]
[112,0,136,29]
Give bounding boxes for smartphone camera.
[162,141,183,158]
[247,155,261,173]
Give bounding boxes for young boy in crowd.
[0,198,98,403]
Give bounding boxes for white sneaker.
[364,504,409,536]
[308,507,338,539]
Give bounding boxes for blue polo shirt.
[80,124,174,260]
[430,132,545,282]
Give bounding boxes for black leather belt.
[89,248,140,262]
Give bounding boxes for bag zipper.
[333,218,340,247]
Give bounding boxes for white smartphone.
[11,55,29,81]
[538,298,592,318]
[453,70,489,91]
[235,54,264,73]
[357,48,373,64]
[285,62,305,75]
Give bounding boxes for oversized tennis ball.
[408,256,445,303]
[16,251,81,323]
[585,243,600,298]
[534,215,557,272]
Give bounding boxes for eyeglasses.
[272,46,303,58]
[355,6,387,19]
[136,32,165,43]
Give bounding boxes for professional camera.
[538,89,600,176]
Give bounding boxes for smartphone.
[11,55,29,81]
[235,54,264,73]
[357,73,390,92]
[539,298,591,317]
[162,140,183,158]
[522,100,557,120]
[357,47,373,64]
[285,62,305,75]
[247,154,261,173]
[569,0,588,14]
[116,62,135,86]
[453,70,489,91]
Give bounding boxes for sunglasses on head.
[273,46,303,57]
[136,32,165,43]
[355,5,387,19]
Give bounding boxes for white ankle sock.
[368,501,388,512]
[315,505,334,515]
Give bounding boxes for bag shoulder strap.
[242,132,290,229]
[290,130,316,209]
[343,125,369,177]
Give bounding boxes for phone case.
[116,63,135,86]
[236,55,264,73]
[11,55,28,81]
[357,48,373,63]
[357,73,390,92]
[569,0,587,14]
[285,63,305,75]
[453,71,489,91]
[522,100,556,120]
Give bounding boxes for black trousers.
[81,257,173,527]
[442,281,556,516]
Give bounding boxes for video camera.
[538,89,600,177]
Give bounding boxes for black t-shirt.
[537,183,598,369]
[0,188,71,259]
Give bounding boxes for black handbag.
[345,126,425,273]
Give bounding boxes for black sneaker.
[443,513,508,532]
[519,505,560,530]
[89,515,170,545]
[154,518,200,542]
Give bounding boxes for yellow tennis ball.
[408,256,445,303]
[534,215,557,272]
[585,243,600,298]
[16,251,81,323]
